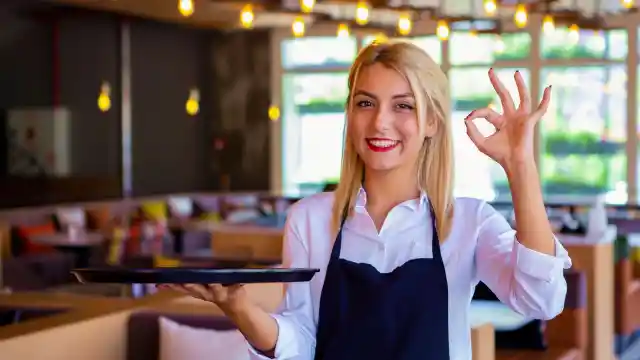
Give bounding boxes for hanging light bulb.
[397,13,412,36]
[355,1,370,25]
[514,4,527,28]
[178,0,194,17]
[240,4,254,29]
[292,17,305,37]
[622,0,634,9]
[469,29,478,37]
[373,33,388,44]
[436,20,449,41]
[483,0,497,16]
[494,36,505,53]
[300,0,315,13]
[568,24,580,44]
[186,88,200,116]
[97,82,111,112]
[268,105,280,122]
[337,23,350,37]
[542,14,555,33]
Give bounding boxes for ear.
[423,118,438,138]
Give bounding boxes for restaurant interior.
[0,0,639,359]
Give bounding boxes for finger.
[465,121,486,152]
[514,70,531,113]
[488,68,516,114]
[465,108,503,129]
[530,86,552,122]
[185,284,213,302]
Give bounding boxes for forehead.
[353,62,412,97]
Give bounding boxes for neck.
[363,167,420,211]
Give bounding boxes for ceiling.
[44,0,634,30]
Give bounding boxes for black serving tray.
[72,267,319,284]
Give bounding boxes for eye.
[396,103,414,110]
[356,100,373,108]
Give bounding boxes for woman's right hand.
[159,283,248,312]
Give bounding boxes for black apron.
[314,204,450,360]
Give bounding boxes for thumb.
[465,120,485,151]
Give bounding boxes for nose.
[372,106,391,132]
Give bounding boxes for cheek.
[398,116,421,143]
[348,112,371,137]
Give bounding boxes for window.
[281,73,349,194]
[361,36,443,64]
[541,28,628,60]
[449,67,530,200]
[281,37,358,69]
[450,32,531,65]
[540,66,627,202]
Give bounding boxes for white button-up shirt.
[249,190,572,360]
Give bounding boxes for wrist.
[219,297,251,317]
[503,158,538,181]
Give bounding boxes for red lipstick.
[366,138,400,152]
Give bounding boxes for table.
[31,232,104,269]
[469,300,532,331]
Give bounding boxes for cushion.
[14,223,57,255]
[158,316,249,360]
[141,202,168,221]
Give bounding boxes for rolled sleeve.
[514,236,572,282]
[248,315,301,360]
[475,202,573,320]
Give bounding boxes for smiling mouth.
[366,138,400,152]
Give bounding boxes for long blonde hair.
[331,40,455,240]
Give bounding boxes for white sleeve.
[475,202,572,320]
[248,212,316,360]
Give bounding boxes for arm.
[474,198,572,320]
[246,213,317,360]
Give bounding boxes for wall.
[0,4,274,206]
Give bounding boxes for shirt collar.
[355,187,428,212]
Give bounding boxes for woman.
[164,40,572,360]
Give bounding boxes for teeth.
[368,139,398,148]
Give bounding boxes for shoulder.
[285,191,335,232]
[452,196,488,218]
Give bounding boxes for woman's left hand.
[465,68,552,169]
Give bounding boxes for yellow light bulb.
[292,17,305,37]
[622,0,634,9]
[397,14,412,36]
[97,82,111,112]
[337,23,350,37]
[240,5,254,29]
[436,20,449,41]
[568,24,580,44]
[186,88,200,116]
[469,29,478,37]
[178,0,194,17]
[514,4,527,28]
[542,14,554,33]
[268,105,280,121]
[355,2,369,25]
[483,0,497,15]
[373,33,388,44]
[300,0,315,13]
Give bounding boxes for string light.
[355,1,370,25]
[397,13,412,36]
[483,0,497,16]
[97,82,111,112]
[268,105,280,121]
[542,14,555,33]
[568,24,580,44]
[292,17,305,37]
[337,23,350,37]
[186,88,200,116]
[300,0,315,13]
[178,0,194,17]
[436,20,450,41]
[622,0,634,9]
[514,4,527,28]
[240,5,254,29]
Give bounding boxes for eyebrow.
[353,90,414,100]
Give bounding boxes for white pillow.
[159,316,250,360]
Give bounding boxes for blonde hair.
[331,40,454,240]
